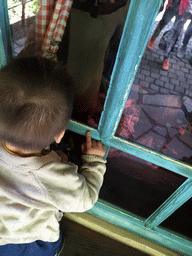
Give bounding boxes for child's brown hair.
[0,56,74,150]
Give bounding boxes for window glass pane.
[160,198,192,239]
[100,147,186,219]
[115,7,192,163]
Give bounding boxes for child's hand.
[81,131,106,157]
[55,149,68,163]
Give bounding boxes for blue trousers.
[0,231,63,256]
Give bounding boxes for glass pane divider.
[110,136,192,179]
[144,178,192,229]
[67,119,100,140]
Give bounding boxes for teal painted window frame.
[68,0,192,255]
[0,0,13,63]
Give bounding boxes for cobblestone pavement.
[121,20,192,163]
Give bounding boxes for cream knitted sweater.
[0,144,106,245]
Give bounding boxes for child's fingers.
[86,131,92,148]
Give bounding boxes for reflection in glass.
[116,4,192,163]
[161,198,192,239]
[100,147,192,237]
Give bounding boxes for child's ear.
[54,130,65,143]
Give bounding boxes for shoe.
[147,39,156,50]
[161,59,169,70]
[177,45,186,59]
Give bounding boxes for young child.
[0,56,106,256]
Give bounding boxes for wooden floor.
[59,217,149,256]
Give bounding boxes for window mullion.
[144,178,192,229]
[98,0,161,143]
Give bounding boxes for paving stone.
[176,70,185,77]
[141,106,185,128]
[168,72,177,79]
[185,89,192,97]
[132,84,140,92]
[168,127,179,137]
[177,61,185,67]
[150,84,159,91]
[141,69,150,77]
[136,73,145,80]
[141,64,150,71]
[140,89,149,94]
[129,107,152,139]
[160,76,169,82]
[160,70,168,76]
[155,80,164,87]
[151,52,159,58]
[169,58,177,64]
[168,68,176,74]
[146,77,155,83]
[140,80,149,88]
[163,137,192,159]
[136,131,166,152]
[143,94,181,107]
[181,67,189,73]
[183,96,192,112]
[164,83,174,90]
[151,72,160,80]
[141,59,149,65]
[178,76,187,83]
[175,85,185,93]
[134,78,139,84]
[160,88,170,94]
[150,65,160,71]
[172,64,180,70]
[129,89,139,101]
[180,82,189,89]
[179,130,192,147]
[173,90,181,95]
[187,79,192,85]
[186,73,192,80]
[147,89,157,94]
[154,125,167,136]
[186,63,192,70]
[171,79,180,86]
[146,55,155,62]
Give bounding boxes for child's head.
[0,56,74,150]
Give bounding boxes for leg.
[177,19,192,58]
[67,1,130,119]
[147,4,179,50]
[162,12,191,70]
[183,19,192,46]
[151,6,178,40]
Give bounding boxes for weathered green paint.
[0,29,6,68]
[88,199,192,256]
[0,0,13,63]
[144,178,192,229]
[110,136,192,179]
[67,0,192,254]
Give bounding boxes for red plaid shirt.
[36,0,73,59]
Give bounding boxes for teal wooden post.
[0,29,6,68]
[98,0,161,143]
[144,178,192,229]
[0,0,13,63]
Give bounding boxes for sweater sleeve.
[39,155,106,213]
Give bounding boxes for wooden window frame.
[67,0,192,255]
